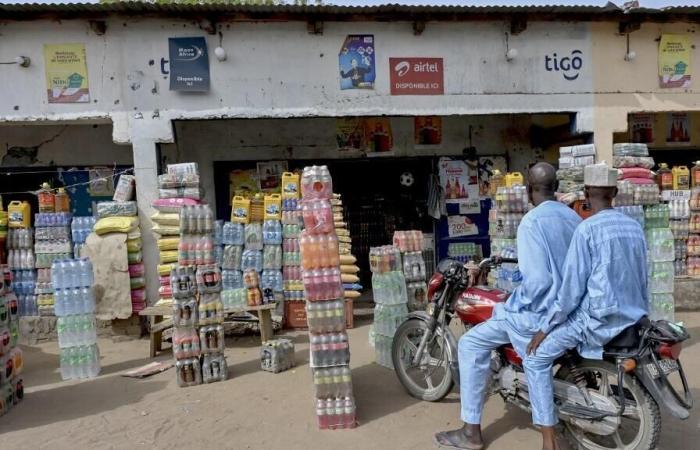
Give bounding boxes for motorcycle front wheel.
[392,318,454,402]
[557,360,661,450]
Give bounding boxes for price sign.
[661,190,691,201]
[447,215,478,237]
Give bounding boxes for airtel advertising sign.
[390,57,444,95]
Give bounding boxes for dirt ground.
[2,313,700,450]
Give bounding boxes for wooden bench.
[139,303,277,358]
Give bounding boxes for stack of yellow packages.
[331,194,361,303]
[151,211,180,307]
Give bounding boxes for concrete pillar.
[592,106,629,167]
[132,136,161,306]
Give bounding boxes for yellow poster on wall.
[44,43,90,103]
[658,34,691,89]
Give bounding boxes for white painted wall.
[0,19,594,124]
[0,123,132,167]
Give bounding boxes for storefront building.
[1,3,700,304]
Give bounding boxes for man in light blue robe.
[435,163,581,450]
[525,163,649,450]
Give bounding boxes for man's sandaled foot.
[434,429,484,450]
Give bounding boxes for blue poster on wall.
[168,37,210,92]
[339,35,375,90]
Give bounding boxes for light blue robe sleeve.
[514,222,554,308]
[539,228,591,334]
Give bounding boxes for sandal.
[433,431,484,450]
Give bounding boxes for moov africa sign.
[390,57,444,95]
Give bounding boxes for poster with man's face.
[339,35,375,90]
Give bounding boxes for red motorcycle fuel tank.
[455,285,509,325]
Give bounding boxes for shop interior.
[167,113,585,290]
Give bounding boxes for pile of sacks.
[332,194,361,302]
[556,144,595,205]
[93,174,144,312]
[152,163,204,308]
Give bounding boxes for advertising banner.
[44,43,90,103]
[169,37,210,91]
[659,34,691,88]
[339,35,375,90]
[390,57,444,95]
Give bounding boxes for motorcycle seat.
[603,317,649,353]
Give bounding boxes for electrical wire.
[0,167,134,196]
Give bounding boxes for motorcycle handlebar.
[477,257,518,268]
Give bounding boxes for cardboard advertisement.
[364,117,393,153]
[629,113,655,144]
[666,112,691,145]
[339,35,375,90]
[336,118,367,151]
[414,116,442,147]
[659,34,691,88]
[44,43,90,103]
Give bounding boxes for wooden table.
[139,303,277,358]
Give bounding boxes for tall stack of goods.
[556,144,595,205]
[53,258,100,380]
[261,194,283,307]
[152,164,202,308]
[173,203,226,387]
[612,143,659,209]
[34,205,73,317]
[369,245,408,369]
[669,198,690,277]
[8,201,35,317]
[333,194,361,318]
[281,172,304,324]
[7,227,36,317]
[393,231,427,312]
[299,165,356,430]
[0,266,24,417]
[688,188,700,278]
[489,185,527,291]
[644,204,675,322]
[0,202,7,263]
[220,221,246,309]
[71,216,96,258]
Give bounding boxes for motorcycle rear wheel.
[557,360,661,450]
[392,318,454,402]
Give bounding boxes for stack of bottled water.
[300,165,356,430]
[71,216,96,258]
[34,212,73,316]
[260,338,296,373]
[690,189,700,278]
[668,199,690,278]
[401,246,428,312]
[490,184,524,293]
[645,201,676,322]
[7,228,37,316]
[52,258,100,380]
[369,245,408,370]
[1,265,25,417]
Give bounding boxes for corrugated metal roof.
[0,1,622,15]
[0,1,698,18]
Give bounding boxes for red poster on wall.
[389,57,444,95]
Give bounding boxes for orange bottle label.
[661,173,673,185]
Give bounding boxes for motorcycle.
[392,257,692,449]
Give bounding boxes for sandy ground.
[2,314,700,450]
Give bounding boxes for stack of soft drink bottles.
[668,199,690,277]
[52,258,100,380]
[1,265,24,417]
[300,165,356,430]
[261,212,283,305]
[34,212,73,316]
[369,245,408,369]
[645,199,675,322]
[394,231,428,312]
[174,203,227,387]
[71,216,96,258]
[282,172,304,309]
[260,338,295,373]
[690,188,700,278]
